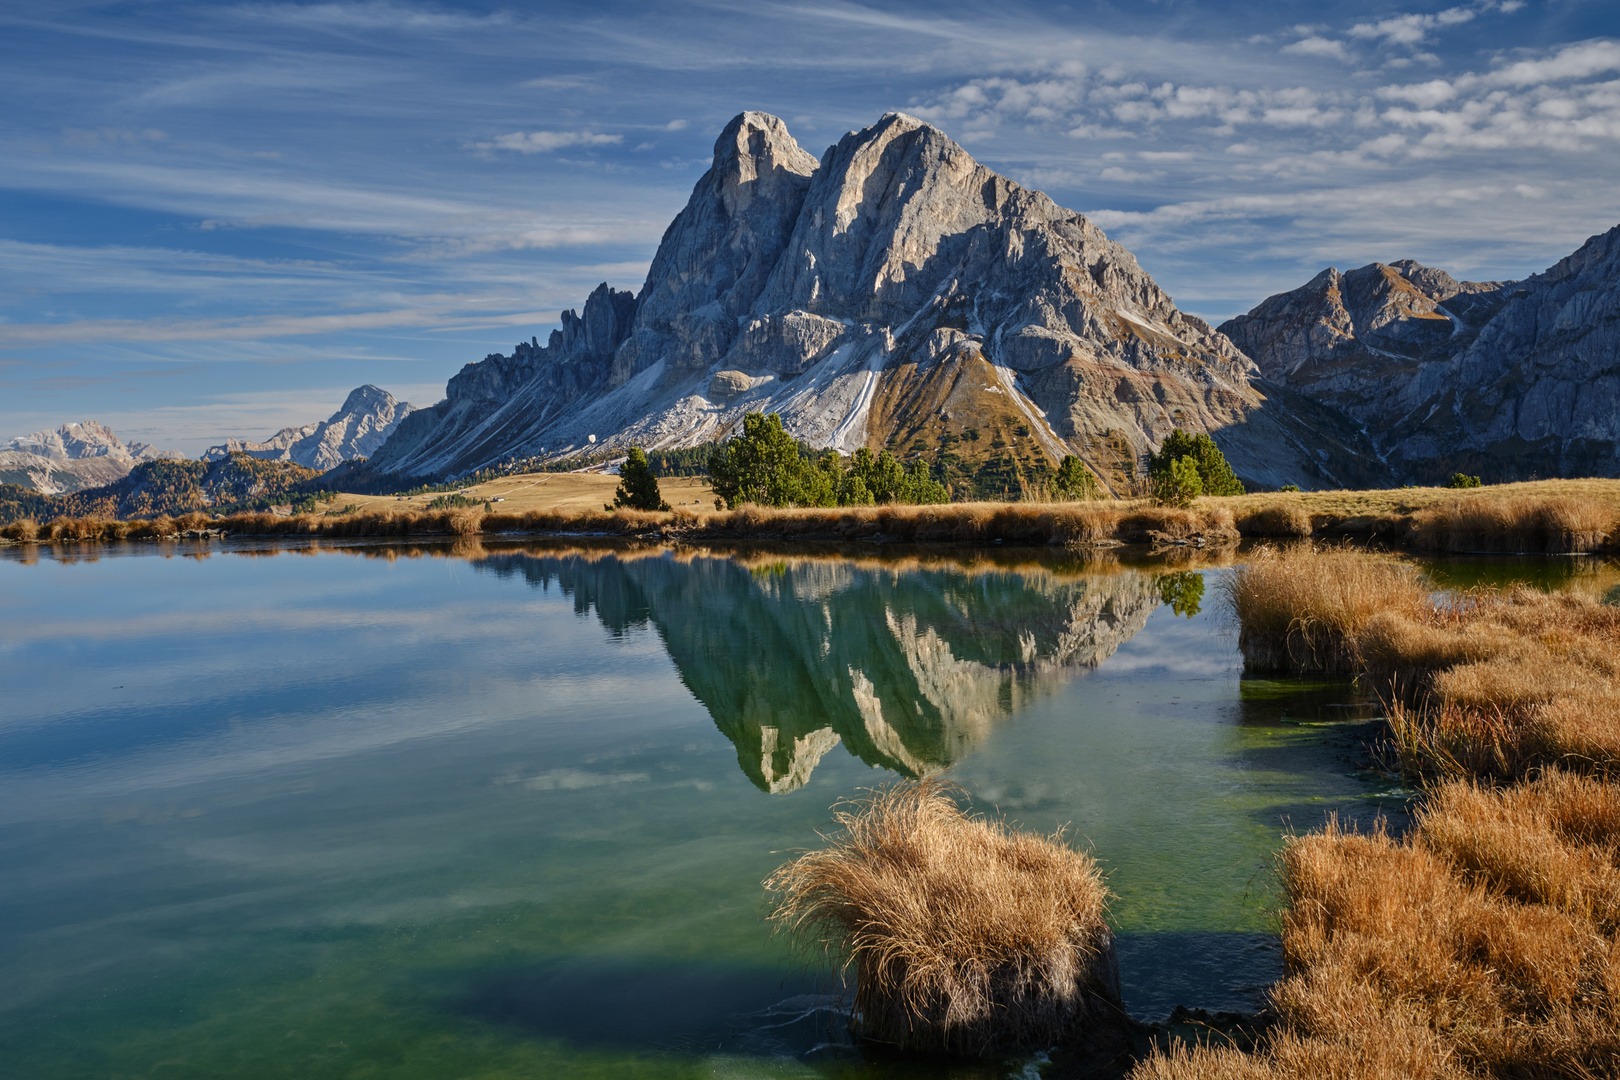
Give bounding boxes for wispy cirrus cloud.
[0,0,1615,449]
[0,307,563,346]
[472,130,624,154]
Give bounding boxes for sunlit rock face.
[1222,225,1620,483]
[476,550,1162,792]
[369,111,1386,492]
[0,420,182,494]
[201,385,416,471]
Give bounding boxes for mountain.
[1221,224,1620,483]
[202,385,416,471]
[372,111,1388,493]
[30,453,323,520]
[476,549,1160,793]
[0,420,182,494]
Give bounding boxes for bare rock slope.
[373,111,1387,492]
[1222,224,1620,483]
[0,421,181,494]
[203,385,415,471]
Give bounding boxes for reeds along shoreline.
[1136,546,1620,1080]
[0,501,1240,546]
[3,486,1617,552]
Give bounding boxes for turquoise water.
[0,539,1407,1078]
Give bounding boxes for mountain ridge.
[370,110,1390,493]
[1221,223,1620,483]
[0,421,183,494]
[202,385,416,472]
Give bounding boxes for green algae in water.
[0,543,1421,1078]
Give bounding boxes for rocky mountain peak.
[712,110,820,215]
[201,385,415,471]
[604,111,822,388]
[1,421,181,494]
[368,110,1391,492]
[1221,220,1620,482]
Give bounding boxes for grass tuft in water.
[765,780,1121,1058]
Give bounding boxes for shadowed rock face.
[1222,226,1620,483]
[370,111,1388,492]
[475,550,1161,792]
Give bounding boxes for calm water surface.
[1,538,1488,1078]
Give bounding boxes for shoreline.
[4,480,1618,555]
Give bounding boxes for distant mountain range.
[12,112,1618,500]
[0,421,183,495]
[1221,228,1620,484]
[365,109,1619,491]
[3,385,413,497]
[201,385,416,472]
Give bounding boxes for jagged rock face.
[0,421,180,494]
[1222,225,1620,483]
[476,549,1160,793]
[202,385,415,471]
[613,111,821,385]
[373,110,1390,491]
[1221,261,1509,428]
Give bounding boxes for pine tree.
[612,447,669,511]
[1148,431,1244,497]
[1051,455,1099,500]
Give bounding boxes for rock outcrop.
[202,385,415,471]
[1222,225,1620,483]
[0,421,181,494]
[370,111,1389,492]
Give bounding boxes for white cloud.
[0,307,563,346]
[1486,39,1620,87]
[663,118,688,131]
[1281,36,1348,60]
[473,130,623,154]
[1378,79,1457,107]
[1350,8,1474,47]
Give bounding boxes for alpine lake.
[3,536,1611,1079]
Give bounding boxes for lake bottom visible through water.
[0,538,1500,1078]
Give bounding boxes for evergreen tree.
[612,447,670,511]
[1153,455,1203,507]
[707,412,950,509]
[708,413,810,508]
[1148,430,1244,497]
[1051,455,1099,500]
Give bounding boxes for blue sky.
[2,0,1617,455]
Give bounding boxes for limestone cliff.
[0,420,182,494]
[201,385,415,471]
[371,111,1388,492]
[1222,225,1620,483]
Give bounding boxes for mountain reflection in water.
[476,549,1167,792]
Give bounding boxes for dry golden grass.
[3,499,1246,547]
[314,470,718,516]
[1139,775,1620,1079]
[8,476,1615,553]
[1207,477,1620,523]
[765,780,1119,1057]
[1220,547,1431,675]
[1208,479,1620,552]
[1143,547,1620,1080]
[1228,547,1620,777]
